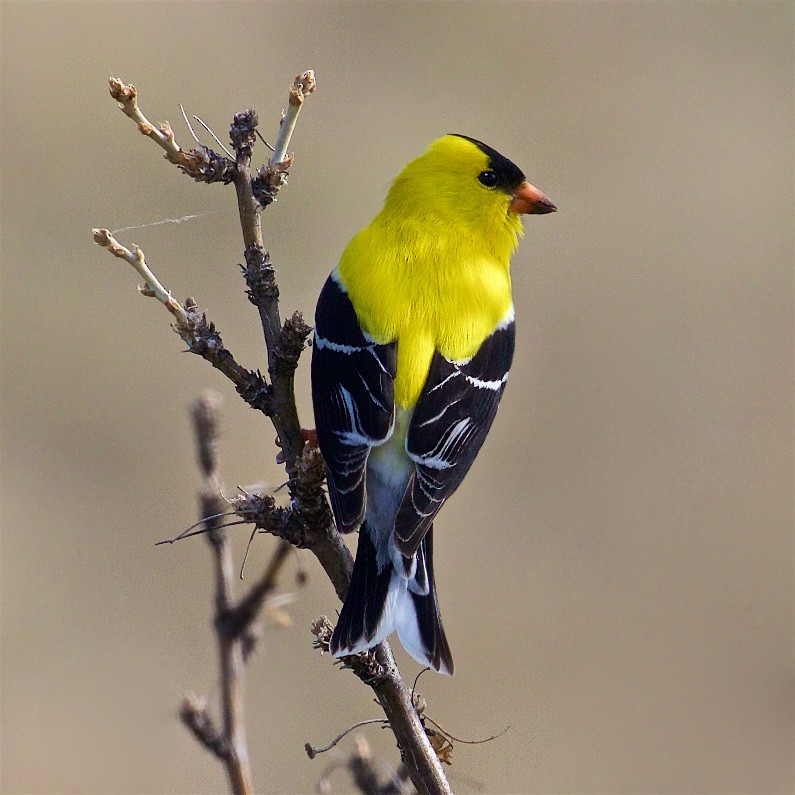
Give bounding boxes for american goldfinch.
[312,134,555,674]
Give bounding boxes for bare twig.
[109,77,235,183]
[176,395,297,795]
[188,393,253,795]
[370,645,452,794]
[193,114,235,158]
[311,620,452,795]
[219,537,292,638]
[228,105,309,477]
[231,449,352,602]
[271,69,316,165]
[93,230,272,415]
[423,715,509,746]
[109,77,187,166]
[180,693,228,761]
[92,229,188,324]
[179,104,202,146]
[306,719,387,759]
[250,71,315,208]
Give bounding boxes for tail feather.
[330,525,392,653]
[330,523,454,675]
[401,530,453,674]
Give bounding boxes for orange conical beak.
[509,181,557,215]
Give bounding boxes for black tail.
[329,523,454,675]
[330,523,392,654]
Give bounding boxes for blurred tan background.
[1,2,792,793]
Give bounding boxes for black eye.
[477,170,498,188]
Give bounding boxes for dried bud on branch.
[311,615,334,654]
[180,146,237,184]
[179,693,230,761]
[273,312,312,377]
[251,158,292,208]
[242,245,279,304]
[289,70,317,106]
[230,109,259,159]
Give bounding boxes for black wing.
[394,319,515,556]
[311,273,396,532]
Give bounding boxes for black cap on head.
[450,134,526,192]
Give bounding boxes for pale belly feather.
[365,407,413,572]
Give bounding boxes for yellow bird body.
[312,134,555,673]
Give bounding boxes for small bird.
[311,134,555,674]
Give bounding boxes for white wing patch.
[426,364,507,393]
[314,334,367,354]
[462,371,508,391]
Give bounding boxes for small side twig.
[109,77,235,183]
[92,228,187,324]
[219,537,292,638]
[193,113,235,158]
[232,445,351,602]
[185,392,253,795]
[306,719,387,759]
[109,77,187,166]
[271,70,316,164]
[180,693,229,761]
[93,230,272,415]
[249,70,316,208]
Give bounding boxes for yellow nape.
[338,135,523,409]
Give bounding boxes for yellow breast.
[338,218,514,408]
